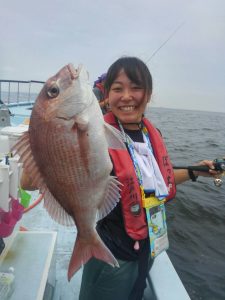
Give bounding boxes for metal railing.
[0,79,45,106]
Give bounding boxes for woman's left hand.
[195,160,223,178]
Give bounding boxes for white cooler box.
[0,125,28,152]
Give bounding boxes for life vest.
[104,112,176,240]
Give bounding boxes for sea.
[3,99,225,299]
[146,107,225,300]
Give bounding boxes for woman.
[78,56,219,300]
[20,56,219,300]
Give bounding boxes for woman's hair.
[104,56,152,96]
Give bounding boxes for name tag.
[141,186,169,258]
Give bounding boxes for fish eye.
[47,83,60,98]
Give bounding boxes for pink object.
[0,197,24,237]
[134,240,140,250]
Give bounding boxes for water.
[1,90,39,105]
[8,105,225,299]
[146,107,225,300]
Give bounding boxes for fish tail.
[67,234,119,281]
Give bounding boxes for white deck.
[0,231,57,300]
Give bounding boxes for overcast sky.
[1,0,225,112]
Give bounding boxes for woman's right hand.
[20,170,38,191]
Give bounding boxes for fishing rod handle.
[173,165,210,172]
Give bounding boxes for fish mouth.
[56,116,74,121]
[67,64,80,80]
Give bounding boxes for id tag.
[145,202,169,258]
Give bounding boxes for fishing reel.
[212,158,225,187]
[213,158,225,172]
[174,158,225,187]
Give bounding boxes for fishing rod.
[173,158,225,187]
[174,158,225,172]
[145,21,185,63]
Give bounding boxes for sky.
[1,0,225,112]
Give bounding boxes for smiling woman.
[104,57,152,129]
[78,56,220,300]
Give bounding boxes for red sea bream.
[13,64,126,280]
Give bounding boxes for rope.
[23,193,44,213]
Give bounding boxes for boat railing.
[0,79,44,106]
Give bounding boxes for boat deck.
[18,191,82,300]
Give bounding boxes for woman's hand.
[20,170,38,191]
[194,160,223,178]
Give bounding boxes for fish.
[12,64,126,280]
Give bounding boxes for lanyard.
[118,120,168,257]
[117,119,152,187]
[142,126,153,153]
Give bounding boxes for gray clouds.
[0,0,224,112]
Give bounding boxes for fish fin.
[11,132,45,188]
[104,122,126,149]
[44,189,74,226]
[68,232,119,281]
[97,176,122,221]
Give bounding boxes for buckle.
[140,186,165,208]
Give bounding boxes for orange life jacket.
[104,112,176,240]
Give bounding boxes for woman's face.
[108,69,151,129]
